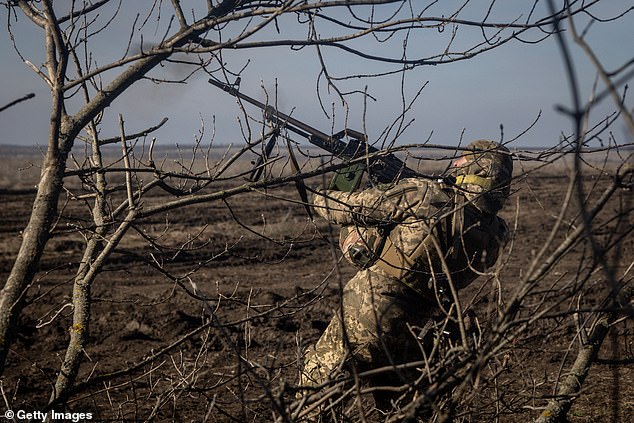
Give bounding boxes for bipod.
[249,129,279,182]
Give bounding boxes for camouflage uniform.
[300,140,513,412]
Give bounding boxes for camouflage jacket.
[313,178,508,295]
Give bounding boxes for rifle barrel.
[208,78,348,153]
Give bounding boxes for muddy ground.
[0,147,632,422]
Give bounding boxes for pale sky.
[0,1,632,149]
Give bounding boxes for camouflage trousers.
[299,267,438,416]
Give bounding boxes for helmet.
[453,140,513,214]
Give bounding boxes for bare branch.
[0,92,35,113]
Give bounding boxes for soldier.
[299,140,513,417]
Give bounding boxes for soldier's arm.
[312,179,429,226]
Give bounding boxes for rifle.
[208,78,420,192]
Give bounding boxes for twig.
[0,92,35,113]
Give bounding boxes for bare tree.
[0,0,632,421]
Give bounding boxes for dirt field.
[0,146,632,422]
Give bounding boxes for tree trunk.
[0,146,69,374]
[534,315,611,423]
